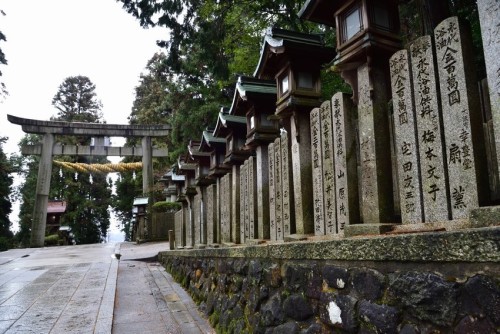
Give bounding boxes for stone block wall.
[159,228,500,333]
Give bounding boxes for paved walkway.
[0,242,213,334]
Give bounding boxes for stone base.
[222,242,237,247]
[284,234,311,242]
[344,224,395,237]
[176,246,184,250]
[208,243,220,248]
[245,239,267,246]
[184,246,193,250]
[195,244,207,249]
[470,206,500,228]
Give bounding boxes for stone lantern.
[300,0,402,234]
[229,76,280,241]
[254,27,335,236]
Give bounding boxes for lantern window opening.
[369,2,392,32]
[297,71,315,90]
[341,2,364,44]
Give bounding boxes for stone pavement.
[112,242,214,334]
[0,242,214,334]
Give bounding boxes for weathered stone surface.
[302,323,323,334]
[240,160,248,243]
[386,272,457,326]
[454,315,495,334]
[477,0,500,188]
[255,145,270,240]
[435,16,489,218]
[274,137,283,240]
[332,92,359,231]
[268,142,277,241]
[261,293,285,327]
[358,300,400,334]
[284,264,315,292]
[231,165,241,243]
[319,101,337,235]
[319,293,358,332]
[469,205,500,227]
[410,35,450,222]
[283,294,313,321]
[162,227,500,262]
[356,64,394,225]
[322,265,349,290]
[270,321,300,334]
[390,49,424,224]
[351,268,385,301]
[463,274,500,325]
[281,131,293,237]
[311,107,325,235]
[290,112,314,235]
[249,156,257,240]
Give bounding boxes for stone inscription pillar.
[332,92,359,232]
[320,101,337,234]
[255,146,270,239]
[141,136,153,194]
[435,17,489,218]
[290,112,314,235]
[31,133,55,247]
[281,130,293,237]
[274,137,283,240]
[268,142,277,241]
[477,0,500,198]
[410,36,450,222]
[390,49,424,224]
[311,108,325,235]
[355,64,394,228]
[231,165,241,244]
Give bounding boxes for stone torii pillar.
[31,133,55,247]
[142,136,153,194]
[7,114,170,247]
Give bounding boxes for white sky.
[1,0,167,155]
[0,0,168,234]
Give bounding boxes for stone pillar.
[174,210,182,248]
[240,160,248,243]
[31,133,55,247]
[141,136,153,194]
[390,49,424,224]
[410,36,450,222]
[268,142,277,241]
[221,173,232,244]
[320,100,338,234]
[185,197,194,249]
[215,177,221,244]
[332,92,360,233]
[248,157,257,240]
[274,137,283,240]
[435,17,489,218]
[281,130,293,237]
[255,146,270,239]
[311,108,325,235]
[477,0,500,199]
[346,64,395,235]
[290,112,314,235]
[206,184,215,245]
[231,165,241,244]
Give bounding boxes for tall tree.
[0,9,8,98]
[15,135,41,247]
[50,76,111,244]
[0,137,13,250]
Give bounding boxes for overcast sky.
[1,0,167,155]
[1,0,168,234]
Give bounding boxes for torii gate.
[7,115,171,247]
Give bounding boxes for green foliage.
[152,201,181,213]
[44,234,60,246]
[112,169,141,241]
[0,9,7,98]
[0,137,13,246]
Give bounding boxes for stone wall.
[159,227,499,333]
[150,212,175,241]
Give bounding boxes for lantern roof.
[228,76,276,117]
[253,27,335,80]
[298,0,344,26]
[213,107,246,137]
